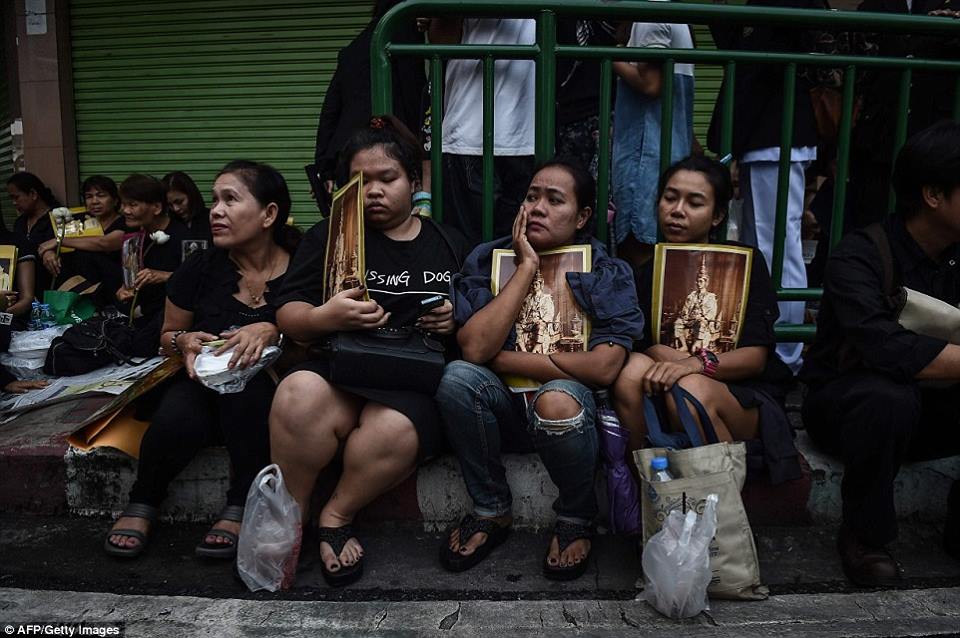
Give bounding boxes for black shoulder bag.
[43,314,138,376]
[317,215,462,395]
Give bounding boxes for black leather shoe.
[946,481,960,561]
[837,527,902,587]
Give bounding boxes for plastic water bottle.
[29,300,42,331]
[39,304,56,329]
[651,456,674,482]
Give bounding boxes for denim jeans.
[435,360,599,523]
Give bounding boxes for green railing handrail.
[371,0,960,342]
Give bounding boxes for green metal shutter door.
[692,24,722,150]
[70,0,373,227]
[0,9,14,228]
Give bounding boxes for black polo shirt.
[801,214,960,387]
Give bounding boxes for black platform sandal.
[318,524,364,587]
[439,513,512,573]
[543,520,593,581]
[195,505,245,559]
[103,503,159,559]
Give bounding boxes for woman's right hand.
[42,250,61,277]
[322,286,390,331]
[512,205,539,272]
[116,286,134,303]
[176,330,219,379]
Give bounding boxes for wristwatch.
[694,348,719,377]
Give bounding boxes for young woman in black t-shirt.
[7,172,59,293]
[163,170,213,249]
[104,161,294,560]
[271,116,464,587]
[613,156,798,477]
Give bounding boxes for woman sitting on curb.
[104,160,296,559]
[270,116,466,587]
[612,155,800,483]
[436,159,643,580]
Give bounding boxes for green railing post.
[482,56,496,242]
[888,68,912,216]
[771,62,797,291]
[830,66,857,251]
[430,56,444,222]
[535,9,557,163]
[659,58,675,176]
[596,58,613,244]
[720,61,736,158]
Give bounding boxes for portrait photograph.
[121,232,144,289]
[323,172,367,303]
[652,243,753,355]
[492,244,592,391]
[181,239,208,261]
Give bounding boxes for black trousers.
[441,153,534,248]
[804,372,960,546]
[129,370,275,509]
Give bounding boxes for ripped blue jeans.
[436,360,599,524]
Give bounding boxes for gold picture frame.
[0,245,17,293]
[491,244,592,391]
[323,172,368,302]
[651,243,753,355]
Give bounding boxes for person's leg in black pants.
[216,370,275,507]
[107,374,219,552]
[803,372,960,584]
[492,155,535,240]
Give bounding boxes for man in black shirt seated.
[801,120,960,587]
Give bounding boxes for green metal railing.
[371,0,960,341]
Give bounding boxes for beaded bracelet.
[170,330,188,355]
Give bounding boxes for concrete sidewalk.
[3,586,960,637]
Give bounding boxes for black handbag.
[43,314,138,376]
[318,326,446,394]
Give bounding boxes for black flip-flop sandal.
[543,520,593,581]
[318,524,363,587]
[195,505,245,559]
[439,513,511,573]
[103,503,159,559]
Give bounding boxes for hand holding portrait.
[324,286,390,331]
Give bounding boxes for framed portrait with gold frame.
[323,172,367,302]
[491,244,592,391]
[0,245,17,293]
[651,243,753,355]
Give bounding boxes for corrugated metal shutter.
[70,0,374,227]
[692,24,722,150]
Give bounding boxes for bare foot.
[318,510,362,573]
[448,514,513,556]
[107,515,151,550]
[545,535,591,569]
[203,519,241,546]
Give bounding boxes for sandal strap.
[457,514,504,544]
[204,528,238,544]
[317,524,355,556]
[218,505,245,523]
[554,520,592,553]
[120,502,159,522]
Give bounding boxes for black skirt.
[286,358,445,463]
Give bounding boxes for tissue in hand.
[194,345,281,394]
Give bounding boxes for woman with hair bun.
[270,115,467,587]
[104,160,298,561]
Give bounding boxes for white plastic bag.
[8,326,68,359]
[642,494,718,619]
[194,345,281,394]
[237,464,303,592]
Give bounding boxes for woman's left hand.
[641,356,703,395]
[216,323,279,370]
[416,299,455,335]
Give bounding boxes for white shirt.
[441,19,536,156]
[627,22,695,78]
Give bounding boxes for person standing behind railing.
[611,7,696,269]
[706,0,823,374]
[427,17,537,247]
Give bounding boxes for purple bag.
[595,391,640,535]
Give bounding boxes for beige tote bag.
[635,443,768,600]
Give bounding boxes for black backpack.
[43,315,138,376]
